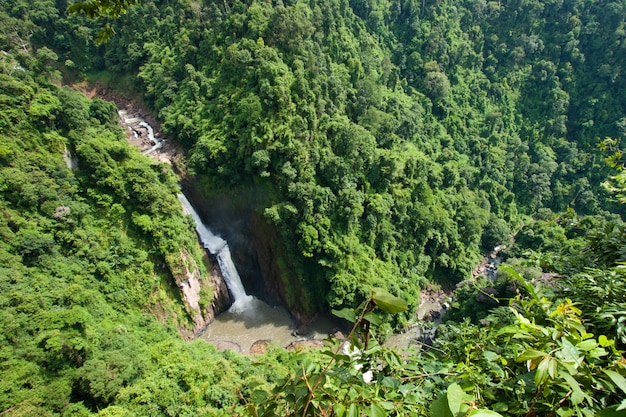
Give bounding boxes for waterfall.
[178,193,253,311]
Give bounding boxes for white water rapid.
[178,193,254,312]
[118,110,166,155]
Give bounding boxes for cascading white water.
[139,121,166,154]
[178,193,253,312]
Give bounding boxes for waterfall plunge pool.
[179,193,335,352]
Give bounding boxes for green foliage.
[4,1,626,416]
[248,288,421,416]
[481,216,511,252]
[68,0,138,43]
[0,46,239,416]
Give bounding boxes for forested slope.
[68,0,626,316]
[0,42,256,414]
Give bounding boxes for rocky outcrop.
[204,254,232,325]
[172,246,232,335]
[247,211,318,326]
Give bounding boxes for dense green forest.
[69,0,626,318]
[1,0,626,415]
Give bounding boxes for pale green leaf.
[348,403,359,417]
[370,403,386,417]
[599,335,615,348]
[446,383,464,416]
[372,288,408,314]
[577,339,598,351]
[380,401,396,410]
[604,370,626,395]
[558,338,580,365]
[333,404,346,417]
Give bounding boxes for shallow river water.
[201,299,337,352]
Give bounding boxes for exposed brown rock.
[203,257,232,325]
[285,339,325,351]
[249,340,272,355]
[209,340,242,353]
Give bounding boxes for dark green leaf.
[599,405,626,417]
[332,308,357,323]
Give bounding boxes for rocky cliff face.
[171,246,232,337]
[204,254,232,325]
[247,212,316,326]
[181,182,320,327]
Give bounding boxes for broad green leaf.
[372,288,408,314]
[516,350,547,362]
[380,401,396,410]
[370,403,386,417]
[599,335,615,348]
[558,338,580,365]
[250,390,268,403]
[535,357,552,386]
[348,403,359,417]
[334,404,346,417]
[492,403,508,412]
[577,339,598,351]
[560,371,589,405]
[381,376,400,389]
[430,395,453,417]
[548,356,558,379]
[364,311,382,325]
[556,408,576,417]
[468,410,504,417]
[604,370,626,395]
[617,399,626,411]
[589,347,608,359]
[446,383,464,416]
[332,308,356,323]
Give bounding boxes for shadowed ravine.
[116,104,333,352]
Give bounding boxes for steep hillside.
[65,0,626,318]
